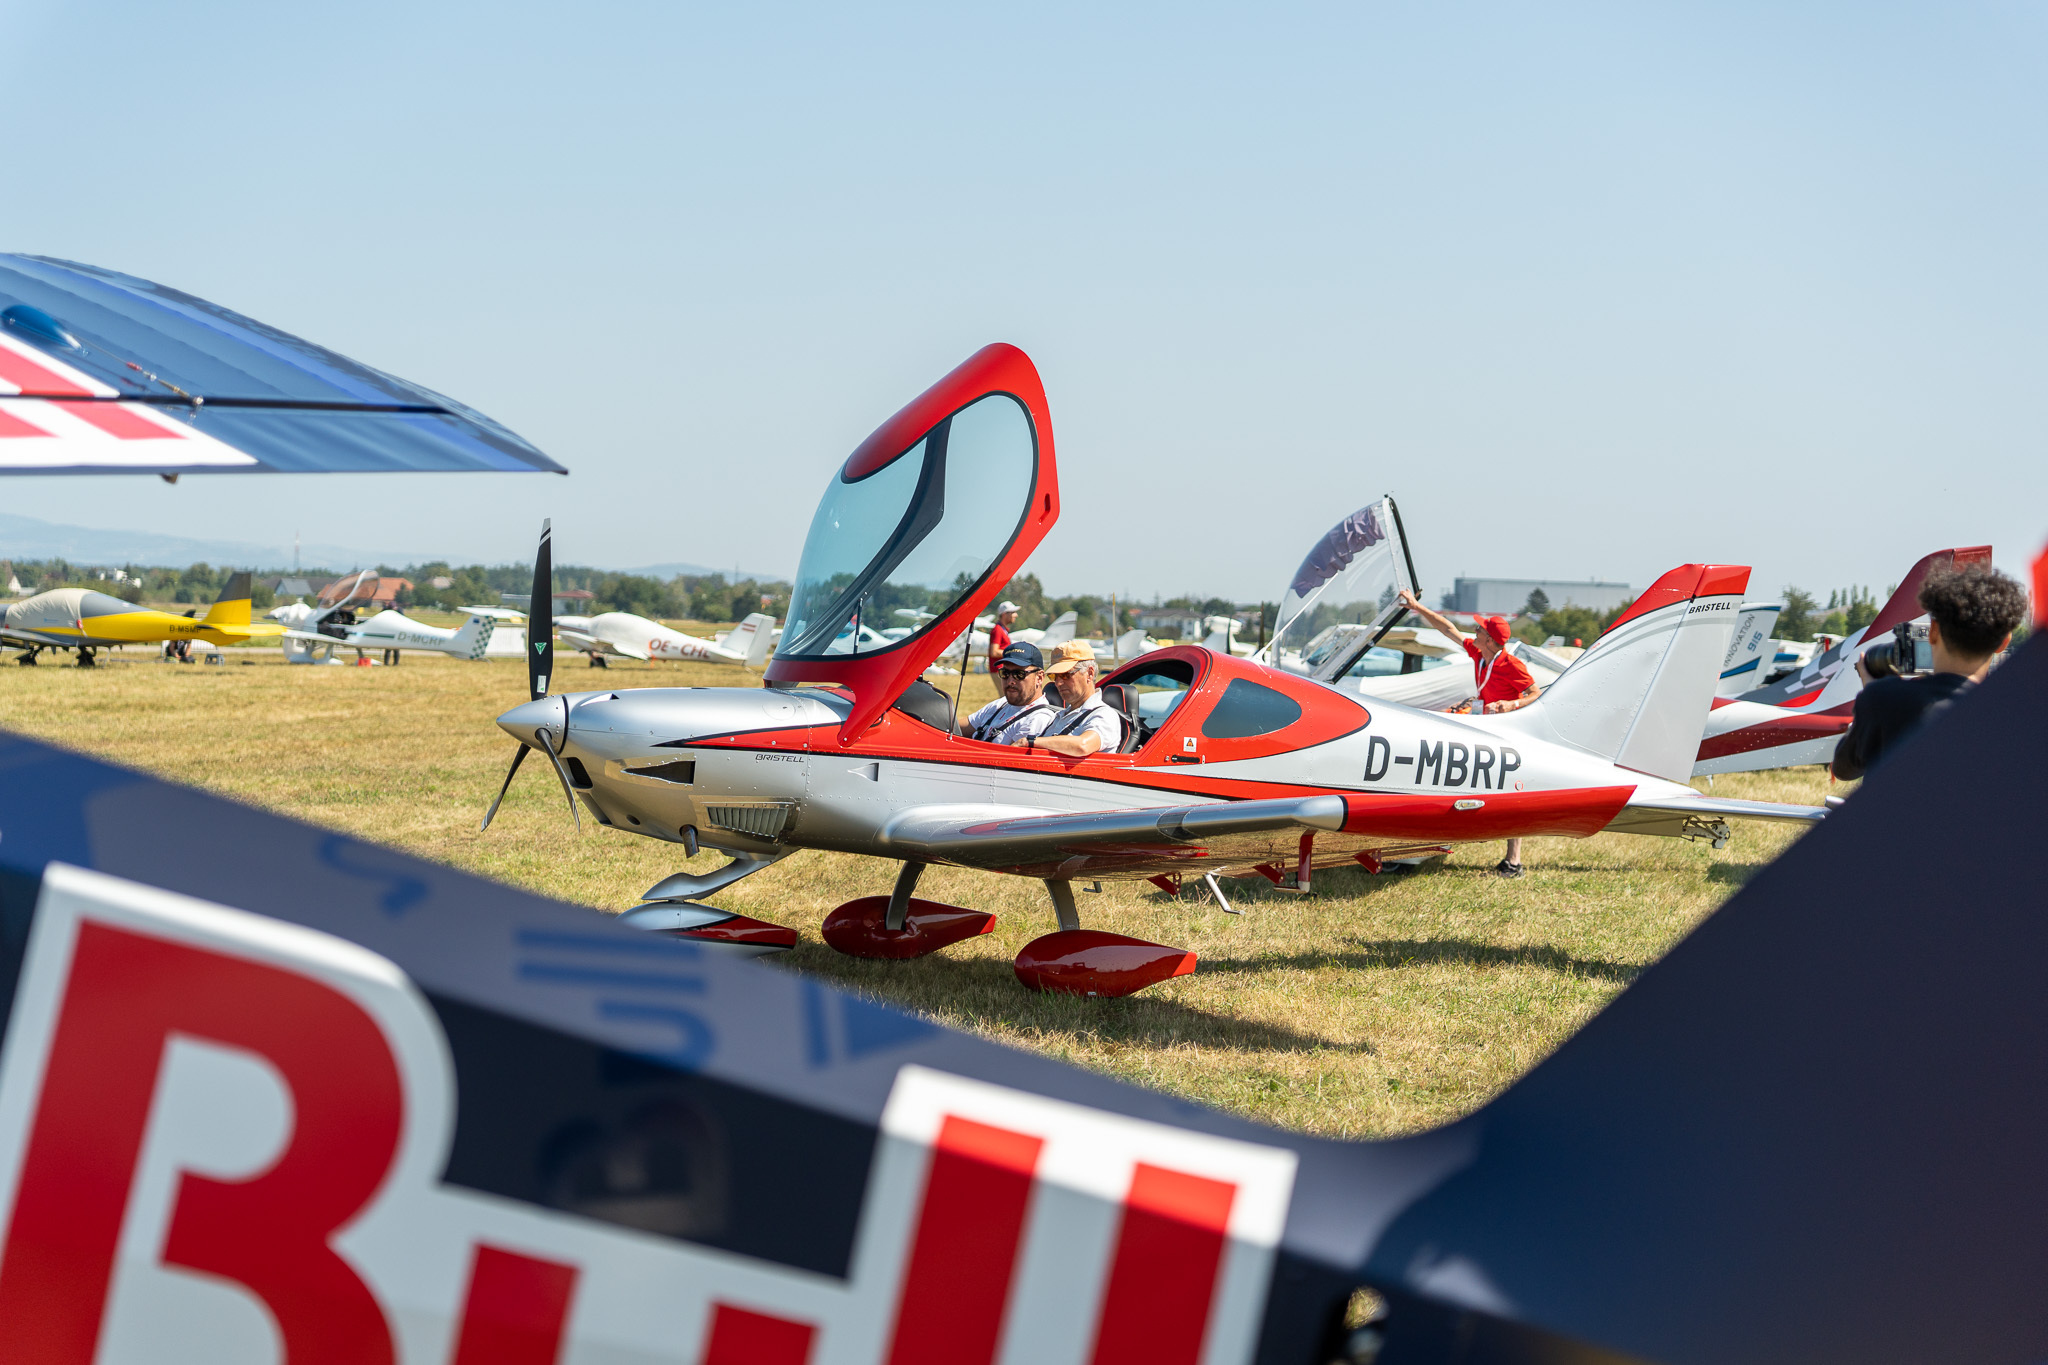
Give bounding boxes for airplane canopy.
[1264,495,1420,680]
[767,344,1059,739]
[0,255,564,476]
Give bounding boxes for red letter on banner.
[885,1115,1045,1365]
[0,922,403,1365]
[450,1244,579,1365]
[1088,1163,1238,1365]
[699,1302,817,1365]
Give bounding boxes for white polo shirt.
[1042,691,1125,752]
[964,695,1059,745]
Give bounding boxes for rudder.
[729,613,776,668]
[452,614,497,661]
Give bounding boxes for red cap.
[1480,616,1512,645]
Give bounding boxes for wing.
[0,625,75,649]
[0,254,563,476]
[874,787,1647,881]
[875,796,1349,879]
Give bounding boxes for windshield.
[782,394,1036,658]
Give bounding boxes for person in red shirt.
[986,600,1020,673]
[1397,591,1542,877]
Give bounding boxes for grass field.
[0,646,1835,1138]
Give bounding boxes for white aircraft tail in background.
[1200,615,1256,656]
[1494,564,1748,784]
[1715,601,1785,696]
[1012,610,1078,648]
[719,613,776,669]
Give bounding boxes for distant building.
[1448,577,1631,615]
[1,562,21,596]
[270,576,315,599]
[1133,609,1204,638]
[429,575,454,590]
[318,575,412,610]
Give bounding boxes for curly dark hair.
[1919,563,2027,656]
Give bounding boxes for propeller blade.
[528,519,553,703]
[536,726,582,832]
[479,743,530,832]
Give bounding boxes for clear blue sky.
[3,1,2042,606]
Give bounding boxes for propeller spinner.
[481,519,581,832]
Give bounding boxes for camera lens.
[1861,642,1897,679]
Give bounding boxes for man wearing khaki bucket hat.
[1022,639,1126,757]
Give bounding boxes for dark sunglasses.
[996,667,1038,679]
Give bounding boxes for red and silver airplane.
[1693,546,1992,776]
[489,345,1823,996]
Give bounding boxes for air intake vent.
[626,760,697,785]
[703,803,792,840]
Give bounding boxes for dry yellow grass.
[0,648,1831,1138]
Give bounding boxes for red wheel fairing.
[1013,931,1196,997]
[821,897,997,959]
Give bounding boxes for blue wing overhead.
[0,254,564,475]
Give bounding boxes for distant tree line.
[12,553,1905,648]
[383,563,792,623]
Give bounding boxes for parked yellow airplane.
[1,572,282,666]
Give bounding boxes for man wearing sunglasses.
[964,642,1060,744]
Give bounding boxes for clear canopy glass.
[782,394,1036,659]
[1266,497,1415,674]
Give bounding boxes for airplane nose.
[497,697,560,746]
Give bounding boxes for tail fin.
[1113,627,1149,660]
[1863,544,1992,641]
[203,571,254,627]
[1738,544,1994,704]
[1039,611,1078,646]
[728,613,776,668]
[1496,564,1748,783]
[451,614,496,661]
[1201,616,1238,651]
[1715,601,1785,696]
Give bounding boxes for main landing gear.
[822,862,1195,999]
[615,849,797,955]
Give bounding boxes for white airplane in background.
[272,571,497,662]
[555,611,775,668]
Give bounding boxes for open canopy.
[767,344,1059,738]
[1260,496,1420,680]
[0,255,563,476]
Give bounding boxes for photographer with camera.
[1831,562,2027,780]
